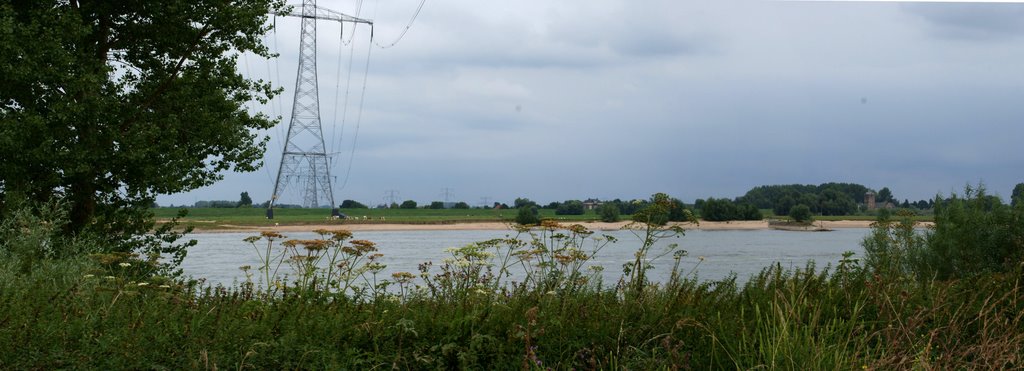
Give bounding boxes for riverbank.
[190,219,923,233]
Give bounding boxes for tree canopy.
[739,183,869,216]
[698,197,761,222]
[340,200,368,209]
[1013,183,1024,207]
[238,192,253,207]
[555,200,584,215]
[0,0,285,250]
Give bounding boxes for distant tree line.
[338,199,475,210]
[513,194,694,225]
[176,182,1024,221]
[736,182,871,217]
[695,198,762,221]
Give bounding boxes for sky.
[156,0,1024,208]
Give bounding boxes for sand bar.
[191,219,927,234]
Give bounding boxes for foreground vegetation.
[2,188,1022,369]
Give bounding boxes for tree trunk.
[66,178,96,235]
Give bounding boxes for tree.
[877,187,894,204]
[513,198,537,209]
[0,1,285,263]
[452,201,470,209]
[399,200,417,209]
[738,203,762,220]
[340,200,368,209]
[1013,183,1024,207]
[428,201,445,209]
[515,206,540,225]
[700,198,737,221]
[237,192,253,207]
[598,203,620,222]
[773,196,795,216]
[542,201,561,210]
[817,189,856,216]
[667,198,693,222]
[789,204,812,223]
[555,200,584,215]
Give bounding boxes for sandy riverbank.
[193,219,917,234]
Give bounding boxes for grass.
[2,216,1021,369]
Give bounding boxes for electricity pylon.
[267,0,372,219]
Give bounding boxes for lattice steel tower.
[267,0,372,219]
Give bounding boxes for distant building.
[582,198,603,210]
[865,192,877,210]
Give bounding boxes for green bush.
[555,200,584,215]
[922,184,1023,280]
[788,204,812,223]
[515,206,540,225]
[598,203,620,222]
[340,199,368,209]
[861,209,926,278]
[862,184,1024,281]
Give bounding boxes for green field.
[153,207,934,230]
[153,207,605,229]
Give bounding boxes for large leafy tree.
[1012,183,1024,207]
[877,187,894,204]
[0,2,284,248]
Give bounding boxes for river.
[180,228,871,288]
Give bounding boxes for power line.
[335,37,373,191]
[373,0,426,49]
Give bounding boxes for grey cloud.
[902,4,1024,41]
[156,1,1024,208]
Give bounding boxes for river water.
[180,228,871,288]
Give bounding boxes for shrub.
[788,204,812,223]
[922,184,1023,280]
[738,203,762,220]
[340,199,368,209]
[598,203,620,222]
[861,209,926,278]
[668,198,695,222]
[555,200,584,215]
[700,198,736,221]
[515,206,540,225]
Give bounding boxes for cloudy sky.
[157,0,1024,207]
